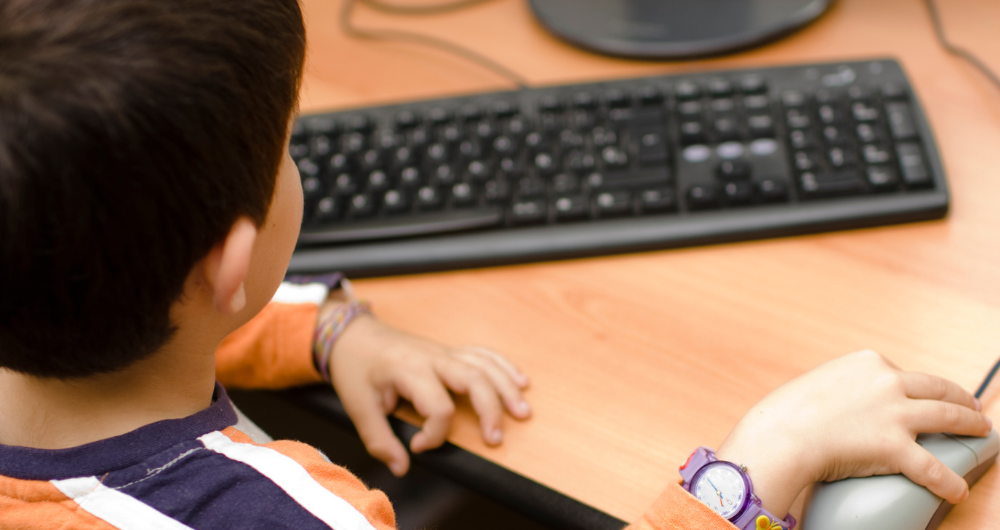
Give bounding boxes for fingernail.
[389,461,406,476]
[960,488,969,503]
[489,428,503,445]
[517,400,531,417]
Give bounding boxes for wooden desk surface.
[296,0,1000,526]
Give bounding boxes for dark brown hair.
[0,0,306,378]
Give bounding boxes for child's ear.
[202,217,258,315]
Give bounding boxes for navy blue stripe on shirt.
[0,383,236,480]
[98,437,333,530]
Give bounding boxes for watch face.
[691,461,748,519]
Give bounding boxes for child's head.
[0,0,307,379]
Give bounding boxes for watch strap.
[678,447,796,530]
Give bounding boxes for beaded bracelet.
[312,278,371,383]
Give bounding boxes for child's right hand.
[714,350,992,518]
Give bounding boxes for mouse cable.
[924,0,1000,96]
[975,356,1000,400]
[339,0,529,90]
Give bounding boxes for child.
[0,0,990,528]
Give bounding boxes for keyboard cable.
[924,0,1000,96]
[339,0,530,90]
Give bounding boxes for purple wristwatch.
[679,447,796,530]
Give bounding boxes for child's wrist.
[716,432,816,518]
[312,283,372,382]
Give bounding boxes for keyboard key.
[367,170,390,191]
[723,181,754,205]
[800,170,863,198]
[383,189,410,213]
[896,143,931,187]
[827,147,857,168]
[675,80,701,100]
[747,115,774,137]
[635,128,669,166]
[595,191,632,217]
[758,178,788,202]
[717,142,745,160]
[416,186,443,209]
[743,94,769,111]
[451,182,477,206]
[399,167,422,188]
[565,150,597,172]
[713,118,739,141]
[789,130,812,150]
[639,188,676,212]
[572,91,597,109]
[601,146,629,168]
[687,184,720,210]
[781,90,806,107]
[517,176,546,198]
[717,160,751,180]
[739,76,767,94]
[636,85,664,105]
[866,166,899,191]
[680,122,706,145]
[552,173,580,194]
[851,102,879,122]
[682,144,711,163]
[395,109,420,129]
[886,102,918,139]
[334,173,358,195]
[711,98,735,113]
[348,193,376,218]
[427,107,451,124]
[314,196,340,223]
[511,200,546,224]
[856,123,880,144]
[554,195,589,221]
[604,88,631,108]
[484,179,510,203]
[749,138,778,156]
[786,109,810,129]
[707,78,734,97]
[467,160,492,181]
[302,176,323,200]
[862,144,892,164]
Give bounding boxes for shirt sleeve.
[626,483,738,530]
[215,282,331,389]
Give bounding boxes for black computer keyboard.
[288,58,947,276]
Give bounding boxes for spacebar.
[298,207,504,244]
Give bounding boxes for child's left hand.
[327,310,531,476]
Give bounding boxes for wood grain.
[296,0,1000,526]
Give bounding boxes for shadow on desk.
[228,387,627,530]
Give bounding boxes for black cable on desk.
[924,0,1000,96]
[340,0,529,90]
[975,357,1000,400]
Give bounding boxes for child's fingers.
[455,349,531,419]
[467,346,529,388]
[901,372,979,410]
[897,443,969,504]
[395,370,455,454]
[434,358,506,445]
[340,386,410,476]
[905,400,992,437]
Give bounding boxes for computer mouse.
[802,429,998,530]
